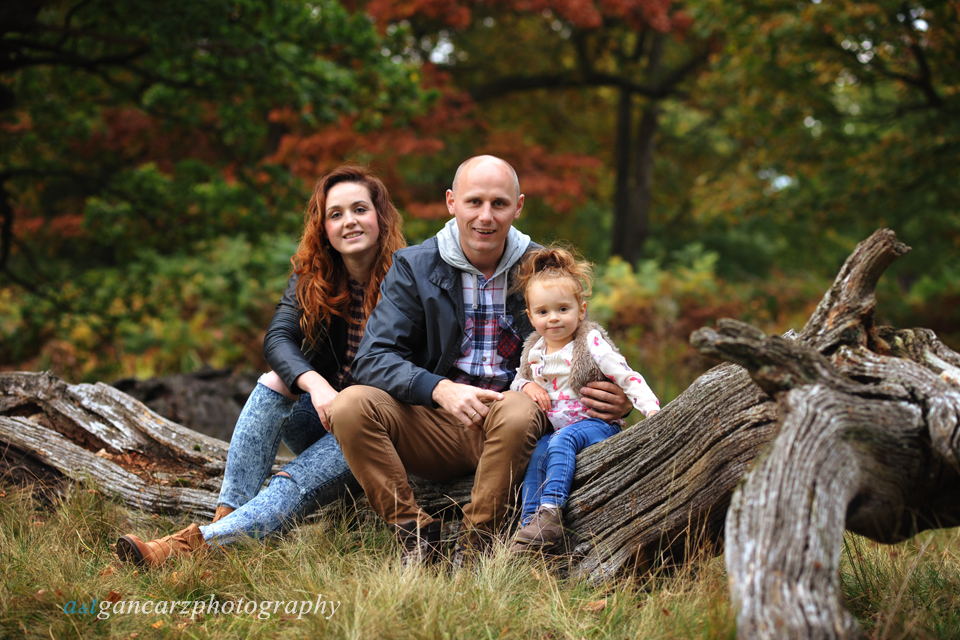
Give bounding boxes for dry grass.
[840,531,960,639]
[2,482,959,639]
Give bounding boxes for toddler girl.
[510,246,659,552]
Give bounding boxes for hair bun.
[513,244,594,301]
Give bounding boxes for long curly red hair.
[291,166,406,345]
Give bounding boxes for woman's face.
[323,182,381,260]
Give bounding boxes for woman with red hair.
[116,166,406,567]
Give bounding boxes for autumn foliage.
[1,0,957,389]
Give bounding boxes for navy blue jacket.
[352,237,538,406]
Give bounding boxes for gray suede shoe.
[510,506,563,552]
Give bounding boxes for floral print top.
[510,329,660,432]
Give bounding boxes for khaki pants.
[330,386,549,534]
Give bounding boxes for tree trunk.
[3,229,959,640]
[611,32,664,264]
[625,98,658,262]
[689,229,960,639]
[112,368,260,442]
[611,85,634,255]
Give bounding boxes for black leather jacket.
[262,273,351,395]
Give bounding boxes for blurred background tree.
[0,0,424,377]
[2,0,956,402]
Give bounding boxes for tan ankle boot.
[211,505,235,523]
[116,523,209,568]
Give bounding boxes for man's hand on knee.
[432,380,504,432]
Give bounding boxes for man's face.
[446,158,523,273]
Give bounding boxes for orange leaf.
[583,599,607,613]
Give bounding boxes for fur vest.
[516,320,622,393]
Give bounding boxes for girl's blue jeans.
[200,378,359,545]
[519,418,621,525]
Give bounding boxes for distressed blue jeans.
[200,378,360,545]
[518,418,621,525]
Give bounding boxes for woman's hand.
[521,382,551,413]
[295,371,338,432]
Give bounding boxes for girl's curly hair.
[291,166,406,345]
[513,244,593,304]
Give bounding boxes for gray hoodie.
[436,218,531,308]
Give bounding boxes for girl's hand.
[521,382,551,413]
[295,371,338,431]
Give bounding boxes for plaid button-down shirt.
[334,278,366,390]
[450,272,523,392]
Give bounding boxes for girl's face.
[525,278,587,352]
[323,182,381,260]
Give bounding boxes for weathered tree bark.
[0,373,475,520]
[691,230,960,639]
[562,358,777,579]
[2,229,958,640]
[112,368,259,442]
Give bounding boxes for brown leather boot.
[116,523,209,568]
[451,526,494,570]
[211,505,235,523]
[392,519,443,569]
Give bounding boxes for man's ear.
[514,193,524,219]
[446,189,456,215]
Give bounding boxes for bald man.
[329,156,630,567]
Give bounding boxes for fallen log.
[0,372,475,520]
[562,230,959,595]
[0,373,231,517]
[689,230,960,639]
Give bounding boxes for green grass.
[2,482,959,639]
